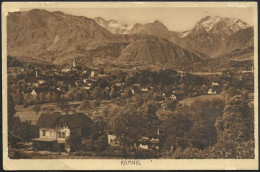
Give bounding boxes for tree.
[80,100,91,112]
[165,109,192,150]
[207,95,254,158]
[74,90,84,101]
[66,135,82,152]
[109,104,145,158]
[8,94,20,147]
[189,98,225,149]
[108,100,160,158]
[45,92,53,103]
[123,87,133,99]
[64,88,77,101]
[92,87,102,99]
[33,104,41,115]
[93,135,109,152]
[24,93,33,106]
[91,99,100,110]
[216,95,253,140]
[165,99,178,111]
[110,86,118,99]
[8,94,38,149]
[164,97,225,151]
[140,102,160,136]
[57,95,68,112]
[37,92,46,104]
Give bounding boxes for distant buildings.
[107,127,166,150]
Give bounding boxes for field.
[15,102,64,124]
[179,94,222,106]
[15,100,118,125]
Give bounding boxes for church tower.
[73,59,76,67]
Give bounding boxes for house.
[31,89,38,98]
[139,127,166,150]
[115,82,124,87]
[32,113,93,152]
[62,68,71,73]
[38,80,46,85]
[170,94,177,101]
[212,82,219,86]
[108,132,120,146]
[84,86,91,90]
[33,82,40,87]
[207,88,217,95]
[139,137,160,150]
[90,70,95,77]
[134,84,140,88]
[173,90,185,99]
[139,137,149,149]
[141,88,149,92]
[97,74,107,77]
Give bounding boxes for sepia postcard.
[2,1,258,170]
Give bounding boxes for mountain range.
[7,9,254,67]
[94,15,254,57]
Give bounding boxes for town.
[8,56,254,159]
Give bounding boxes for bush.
[134,148,161,159]
[66,135,82,152]
[93,135,109,152]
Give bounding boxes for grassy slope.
[178,94,222,106]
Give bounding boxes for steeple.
[73,59,76,67]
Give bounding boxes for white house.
[32,113,93,152]
[170,94,177,101]
[31,89,37,96]
[107,132,120,146]
[38,80,46,84]
[90,71,95,77]
[212,82,219,86]
[62,68,71,73]
[141,88,149,92]
[207,88,217,95]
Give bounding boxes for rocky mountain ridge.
[7,9,253,67]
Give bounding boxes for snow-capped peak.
[194,16,250,35]
[180,30,191,38]
[197,16,222,32]
[94,17,133,34]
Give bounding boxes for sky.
[25,7,254,32]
